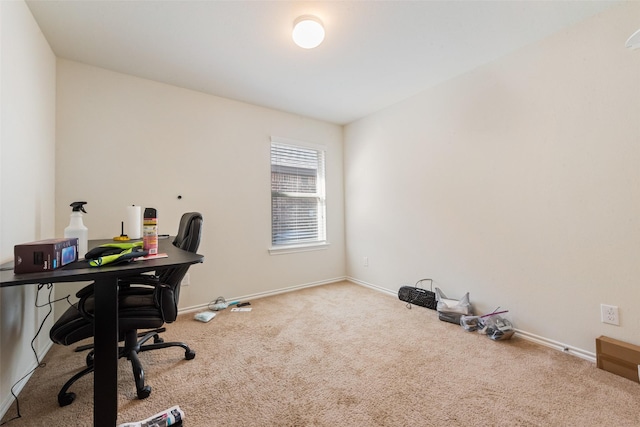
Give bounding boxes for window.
[270,137,326,250]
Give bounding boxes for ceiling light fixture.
[292,16,325,49]
[626,28,640,50]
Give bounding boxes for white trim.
[179,276,348,314]
[183,275,592,365]
[268,241,330,255]
[270,135,326,152]
[347,276,397,297]
[5,277,596,423]
[514,329,596,363]
[344,276,597,364]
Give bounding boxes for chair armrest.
[75,283,95,299]
[75,275,174,322]
[154,283,177,322]
[77,287,95,321]
[74,275,159,320]
[118,274,160,288]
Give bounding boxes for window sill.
[268,242,330,255]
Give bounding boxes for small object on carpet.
[117,404,184,427]
[209,296,240,311]
[194,311,216,322]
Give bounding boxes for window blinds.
[271,141,326,246]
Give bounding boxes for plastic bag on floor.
[477,311,515,341]
[118,405,184,427]
[435,287,472,324]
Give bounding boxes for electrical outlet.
[363,256,369,267]
[601,304,619,326]
[181,273,190,287]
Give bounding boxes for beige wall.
[344,2,640,354]
[55,60,346,309]
[3,3,638,418]
[0,0,57,417]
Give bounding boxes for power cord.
[0,284,72,426]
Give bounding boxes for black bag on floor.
[398,278,437,310]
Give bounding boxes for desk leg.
[93,278,119,427]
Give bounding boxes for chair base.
[73,327,167,353]
[57,329,195,407]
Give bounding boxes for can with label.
[143,208,158,255]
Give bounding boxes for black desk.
[0,238,204,426]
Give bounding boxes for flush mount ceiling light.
[292,16,325,49]
[626,28,640,50]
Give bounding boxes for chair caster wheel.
[86,353,94,367]
[58,392,76,407]
[185,349,196,360]
[137,385,152,399]
[154,336,164,344]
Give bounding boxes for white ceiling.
[26,0,621,125]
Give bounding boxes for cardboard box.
[596,335,640,383]
[14,238,78,274]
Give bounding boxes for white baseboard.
[3,275,594,423]
[179,276,349,314]
[514,329,596,363]
[345,276,597,364]
[347,276,397,297]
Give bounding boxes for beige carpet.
[3,281,640,426]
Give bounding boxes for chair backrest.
[156,212,203,320]
[173,212,203,253]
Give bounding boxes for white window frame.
[269,136,329,255]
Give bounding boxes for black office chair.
[49,212,203,407]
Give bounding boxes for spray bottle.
[64,201,88,259]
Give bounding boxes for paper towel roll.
[126,205,142,239]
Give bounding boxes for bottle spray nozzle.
[70,201,88,213]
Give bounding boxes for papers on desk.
[135,253,168,261]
